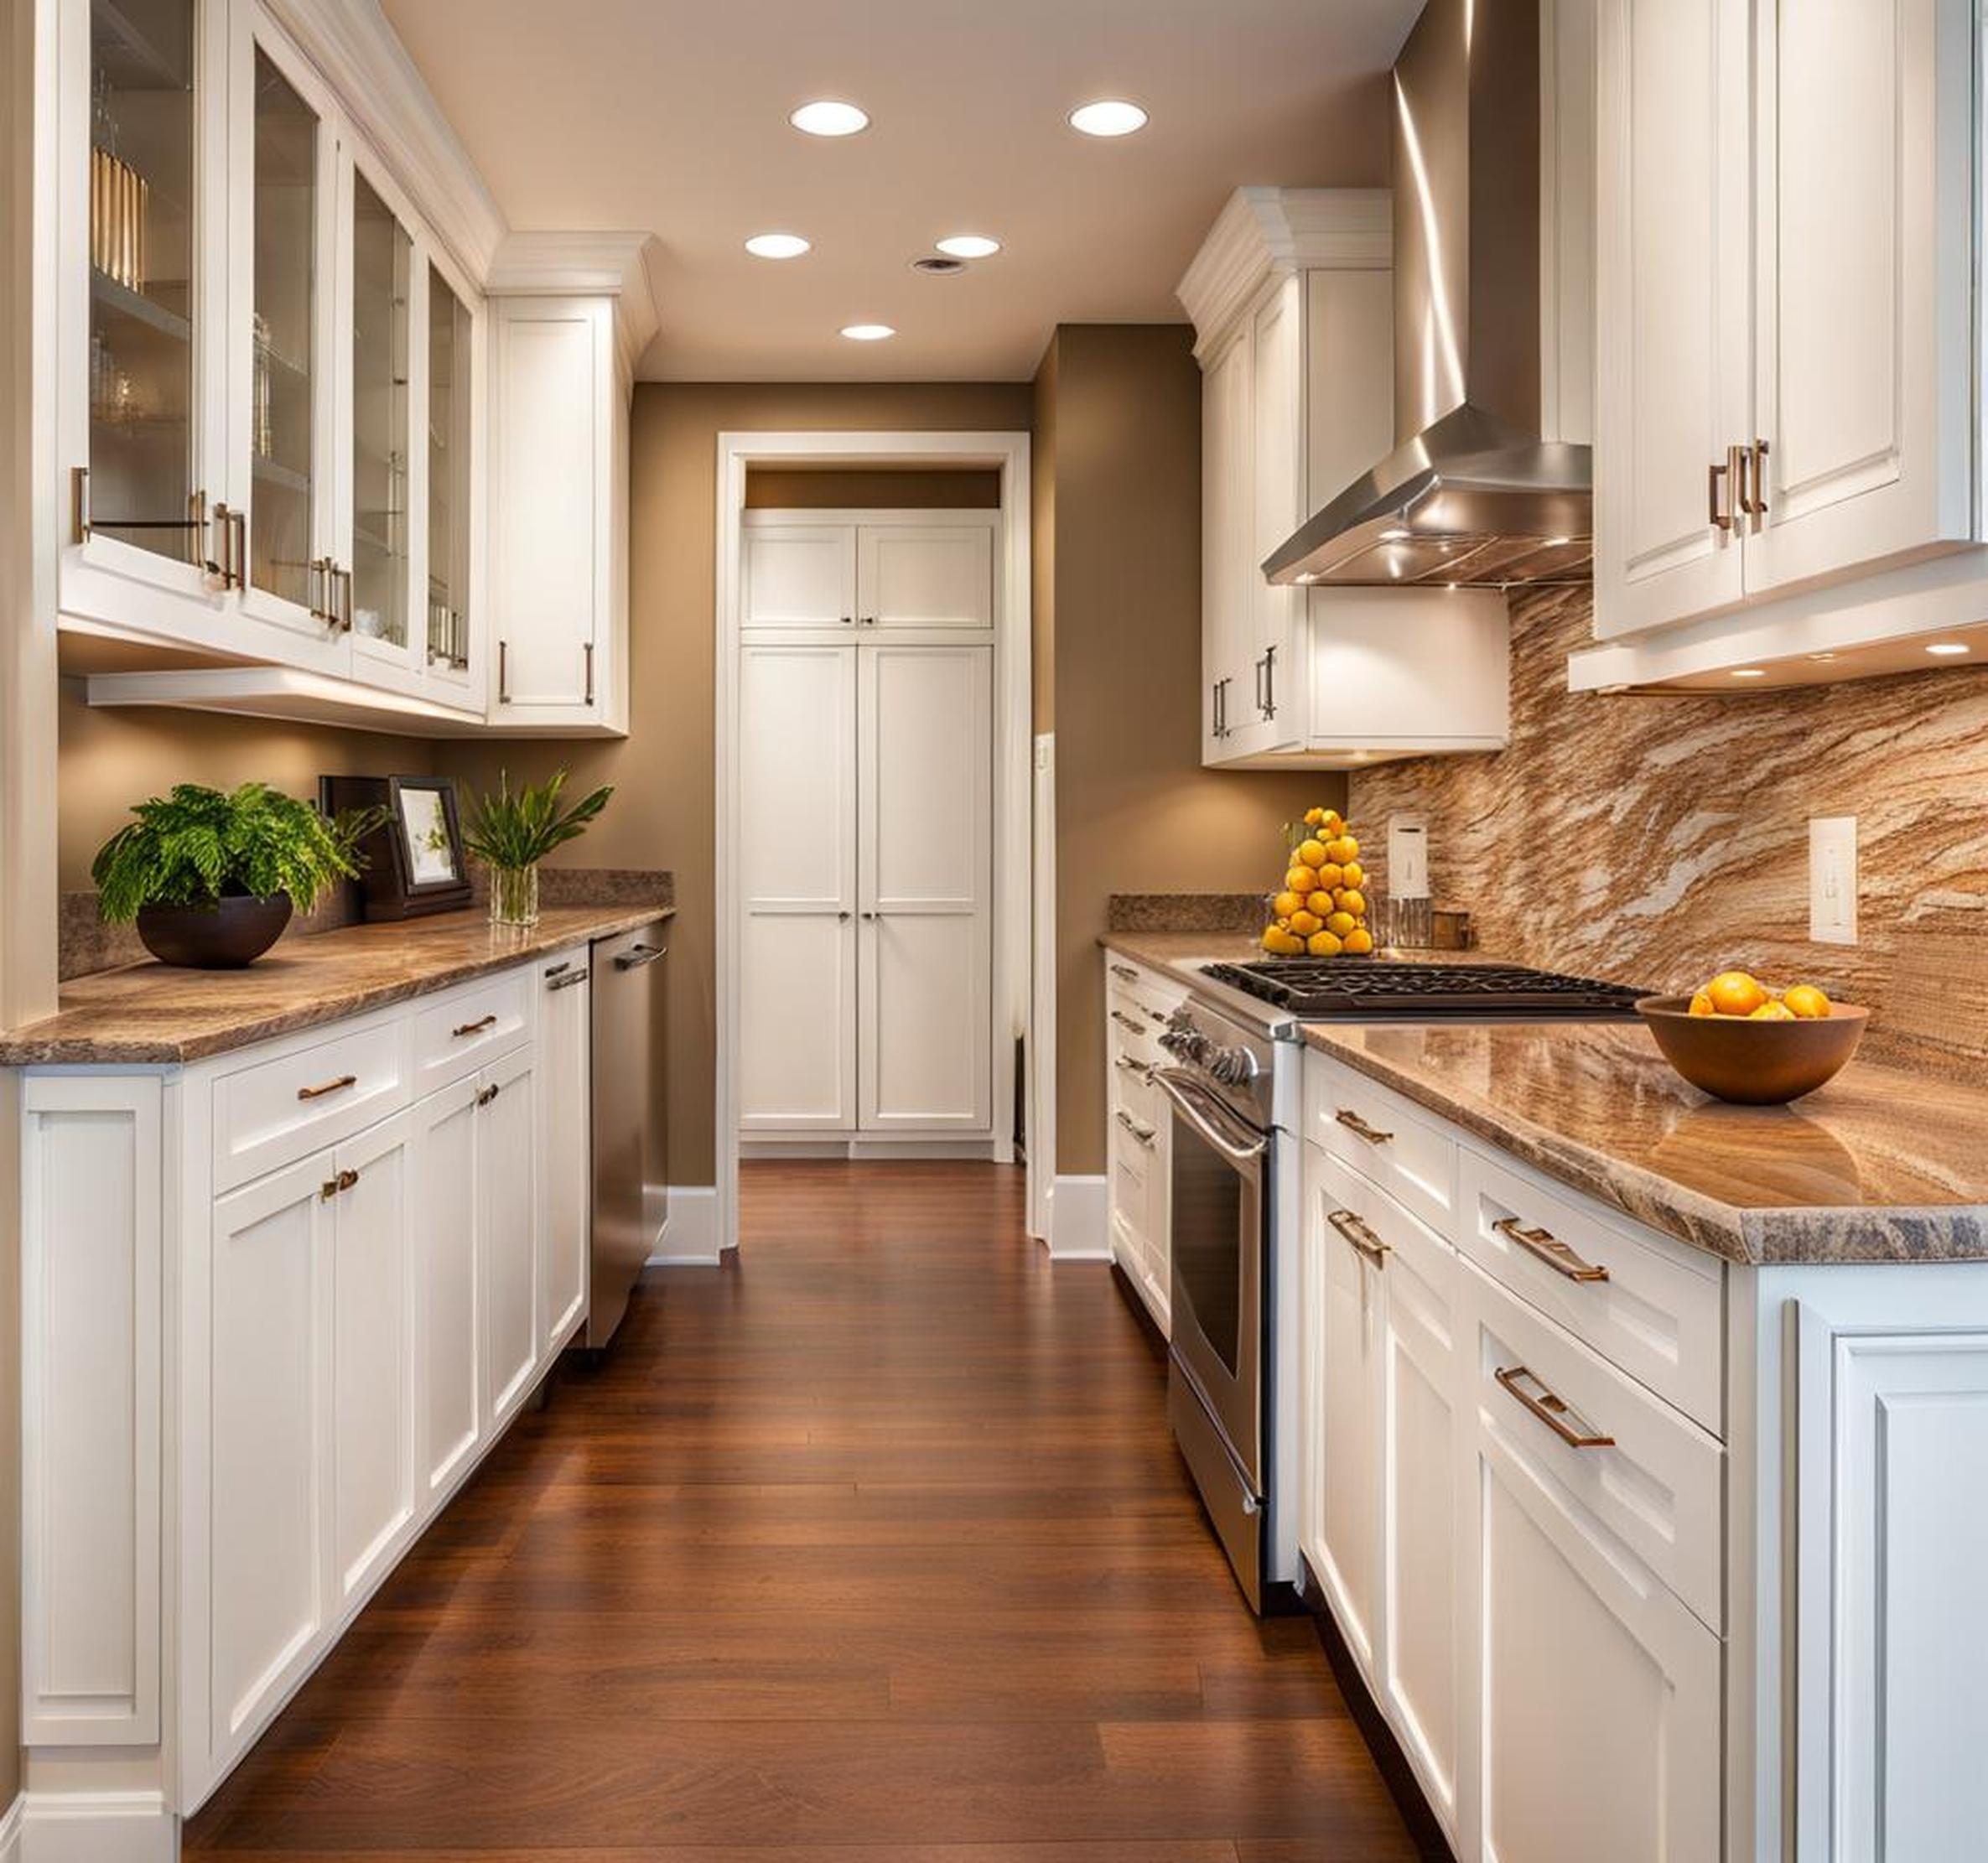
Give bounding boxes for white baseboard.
[1047,1174,1111,1260]
[646,1184,720,1265]
[20,1792,172,1863]
[739,1136,998,1160]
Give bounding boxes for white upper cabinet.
[1179,189,1511,769]
[744,523,857,628]
[740,513,997,634]
[1581,0,1984,688]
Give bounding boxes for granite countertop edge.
[0,903,674,1067]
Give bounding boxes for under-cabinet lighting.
[1926,641,1970,656]
[1731,667,1767,679]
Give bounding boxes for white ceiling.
[379,0,1420,381]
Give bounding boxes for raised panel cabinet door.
[855,523,994,629]
[1307,1165,1383,1679]
[1744,0,1976,597]
[1796,1317,1988,1860]
[743,524,857,628]
[738,641,857,1130]
[1472,1369,1720,1863]
[492,298,605,711]
[209,1151,332,1754]
[330,1108,415,1605]
[478,1046,540,1424]
[858,643,993,1131]
[1237,277,1303,753]
[1378,1214,1461,1840]
[1591,0,1751,639]
[538,957,591,1349]
[1202,326,1251,760]
[413,1072,480,1497]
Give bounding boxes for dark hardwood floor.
[185,1160,1420,1860]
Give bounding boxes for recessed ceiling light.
[840,323,895,341]
[1731,667,1767,679]
[1069,98,1148,138]
[910,256,967,276]
[790,100,869,138]
[1926,641,1970,656]
[745,232,810,260]
[936,234,1001,260]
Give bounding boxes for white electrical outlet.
[1809,816,1857,945]
[1388,816,1430,900]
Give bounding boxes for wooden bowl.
[1636,995,1868,1105]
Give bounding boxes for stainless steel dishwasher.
[588,917,668,1347]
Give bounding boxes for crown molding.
[485,231,662,373]
[1176,187,1394,360]
[264,0,507,282]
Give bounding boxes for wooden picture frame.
[319,774,475,921]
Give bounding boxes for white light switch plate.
[1809,816,1857,945]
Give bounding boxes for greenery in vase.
[91,781,385,922]
[460,769,614,874]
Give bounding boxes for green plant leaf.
[461,769,615,871]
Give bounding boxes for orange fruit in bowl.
[1689,989,1716,1017]
[1704,970,1770,1017]
[1285,864,1320,897]
[1306,929,1343,957]
[1783,983,1833,1020]
[1342,926,1374,955]
[1749,999,1797,1021]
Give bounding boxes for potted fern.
[91,782,383,968]
[461,769,615,927]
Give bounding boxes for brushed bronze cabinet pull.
[72,465,91,543]
[584,641,595,706]
[1746,437,1770,529]
[297,1073,357,1102]
[1109,963,1139,983]
[475,1082,500,1108]
[1495,1364,1615,1450]
[1334,1108,1394,1146]
[453,1014,498,1038]
[1493,1215,1609,1283]
[1114,1108,1156,1147]
[1709,453,1733,533]
[1328,1207,1390,1267]
[320,1167,360,1201]
[498,640,511,704]
[337,1167,360,1193]
[1110,1009,1145,1035]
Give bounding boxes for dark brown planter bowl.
[135,893,293,968]
[1637,994,1868,1105]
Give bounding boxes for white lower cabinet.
[539,951,593,1349]
[414,1073,483,1497]
[1102,955,1182,1333]
[480,1040,542,1423]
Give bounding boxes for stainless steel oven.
[1154,1002,1279,1611]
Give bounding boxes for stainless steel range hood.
[1264,0,1591,590]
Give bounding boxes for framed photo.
[319,774,474,921]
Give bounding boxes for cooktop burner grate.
[1200,959,1649,1020]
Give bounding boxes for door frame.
[714,430,1035,1253]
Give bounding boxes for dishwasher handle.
[613,942,667,971]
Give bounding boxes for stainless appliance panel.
[588,920,667,1348]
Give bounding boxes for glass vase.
[489,863,539,929]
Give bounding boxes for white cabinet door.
[1302,1155,1383,1679]
[491,296,608,714]
[858,643,993,1131]
[1378,1208,1461,1843]
[1591,0,1752,640]
[413,1072,480,1497]
[209,1151,332,1753]
[478,1044,540,1424]
[329,1108,414,1605]
[1743,0,1976,598]
[855,524,993,630]
[1471,1337,1721,1862]
[743,523,856,629]
[1202,326,1251,760]
[1234,275,1304,755]
[738,642,858,1130]
[538,953,592,1349]
[1795,1316,1988,1860]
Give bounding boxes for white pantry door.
[857,643,993,1131]
[738,642,859,1129]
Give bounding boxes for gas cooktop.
[1200,959,1649,1021]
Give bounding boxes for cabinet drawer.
[411,970,532,1095]
[1466,1260,1723,1631]
[1458,1152,1724,1436]
[1105,956,1184,1029]
[1304,1052,1457,1235]
[213,1020,409,1193]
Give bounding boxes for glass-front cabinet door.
[423,261,476,697]
[61,0,234,629]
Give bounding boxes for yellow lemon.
[1337,888,1367,918]
[1285,864,1321,897]
[1320,810,1344,833]
[1342,926,1374,955]
[1288,909,1322,937]
[1262,925,1303,955]
[1689,990,1716,1017]
[1749,999,1797,1021]
[1326,834,1359,865]
[1341,860,1365,890]
[1305,890,1337,916]
[1304,807,1327,828]
[1314,863,1345,891]
[1295,838,1331,869]
[1783,983,1833,1020]
[1326,911,1356,937]
[1705,970,1769,1017]
[1306,929,1344,957]
[1272,890,1305,920]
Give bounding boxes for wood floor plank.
[184,1160,1419,1859]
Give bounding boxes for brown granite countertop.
[1306,1020,1988,1267]
[0,903,673,1066]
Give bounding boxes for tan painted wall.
[745,467,1001,508]
[1040,327,1347,1175]
[433,381,1034,1186]
[56,681,433,888]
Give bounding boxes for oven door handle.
[1151,1068,1269,1164]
